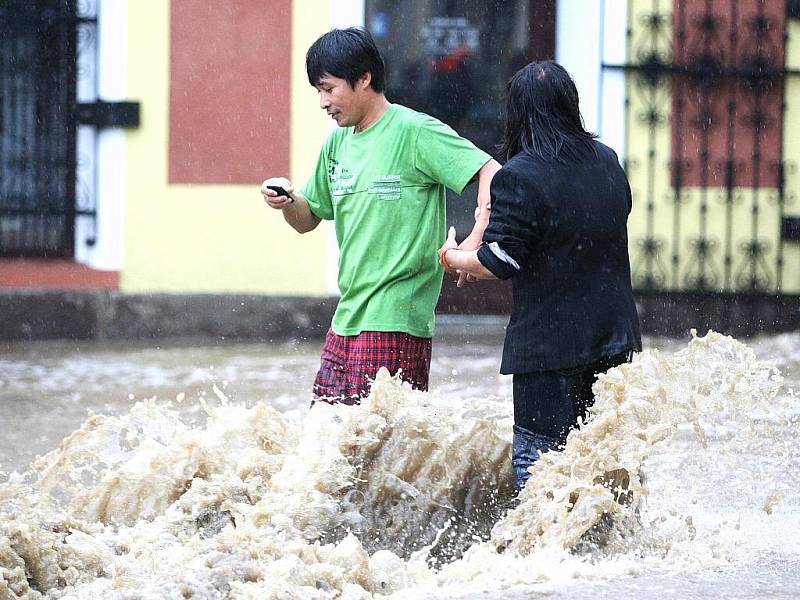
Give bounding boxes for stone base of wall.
[0,292,337,341]
[0,291,797,341]
[636,291,800,338]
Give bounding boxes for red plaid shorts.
[313,329,432,404]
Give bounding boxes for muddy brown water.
[0,329,797,599]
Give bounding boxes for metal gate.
[0,0,89,257]
[604,0,800,295]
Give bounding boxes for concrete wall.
[1,291,797,341]
[0,292,336,341]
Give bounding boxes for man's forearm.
[475,158,501,215]
[464,159,502,246]
[282,193,321,233]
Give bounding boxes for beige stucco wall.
[122,0,333,295]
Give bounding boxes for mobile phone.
[266,185,294,201]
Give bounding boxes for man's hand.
[261,177,296,210]
[438,226,458,272]
[259,177,321,233]
[439,226,475,287]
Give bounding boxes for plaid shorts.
[313,329,432,404]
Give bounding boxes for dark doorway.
[365,0,556,314]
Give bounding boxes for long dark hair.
[497,61,596,162]
[306,27,386,92]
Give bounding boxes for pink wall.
[671,0,784,189]
[169,0,292,184]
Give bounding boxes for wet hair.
[306,27,386,92]
[497,61,596,162]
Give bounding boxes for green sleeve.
[414,115,491,194]
[300,137,334,221]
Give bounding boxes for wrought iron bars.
[605,0,800,294]
[0,0,97,258]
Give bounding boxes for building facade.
[1,0,798,337]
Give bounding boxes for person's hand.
[261,177,295,209]
[453,230,482,287]
[454,268,476,288]
[438,226,458,272]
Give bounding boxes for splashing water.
[0,331,797,599]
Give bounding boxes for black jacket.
[477,141,642,374]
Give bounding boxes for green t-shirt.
[302,104,490,338]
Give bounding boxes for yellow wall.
[626,0,800,293]
[783,18,800,293]
[122,0,334,295]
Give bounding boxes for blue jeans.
[512,424,559,491]
[511,351,631,491]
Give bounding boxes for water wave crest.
[1,331,796,599]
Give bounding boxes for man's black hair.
[306,27,386,92]
[497,61,596,162]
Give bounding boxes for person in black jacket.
[439,60,642,491]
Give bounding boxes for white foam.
[0,331,797,599]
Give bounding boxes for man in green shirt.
[261,27,500,403]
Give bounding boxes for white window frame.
[556,0,628,159]
[75,0,127,272]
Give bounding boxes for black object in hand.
[266,185,293,200]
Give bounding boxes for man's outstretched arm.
[439,159,501,286]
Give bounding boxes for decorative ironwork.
[605,0,800,294]
[0,0,98,257]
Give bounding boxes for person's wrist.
[474,203,491,220]
[441,248,453,270]
[473,214,490,228]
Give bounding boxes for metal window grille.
[605,0,800,294]
[0,0,95,258]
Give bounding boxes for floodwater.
[0,327,798,599]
